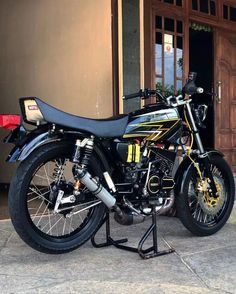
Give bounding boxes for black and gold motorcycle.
[1,72,235,258]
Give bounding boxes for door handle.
[217,81,222,104]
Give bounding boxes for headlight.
[197,104,208,122]
[191,104,208,129]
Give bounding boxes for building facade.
[0,0,236,184]
[0,0,114,182]
[120,0,236,172]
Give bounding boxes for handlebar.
[122,90,142,100]
[123,72,205,106]
[122,89,157,100]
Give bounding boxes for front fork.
[185,102,218,197]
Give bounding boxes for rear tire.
[176,154,235,236]
[8,142,106,254]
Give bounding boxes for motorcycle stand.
[91,207,175,259]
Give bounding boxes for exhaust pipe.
[114,191,175,226]
[114,198,146,225]
[76,168,175,224]
[76,168,116,209]
[157,190,175,215]
[114,207,145,226]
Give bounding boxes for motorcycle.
[0,72,235,257]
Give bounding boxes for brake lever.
[204,91,217,96]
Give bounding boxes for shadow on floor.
[0,187,9,220]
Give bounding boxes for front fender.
[174,150,224,196]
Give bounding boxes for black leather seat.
[35,98,129,138]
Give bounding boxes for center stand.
[91,207,175,259]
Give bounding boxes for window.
[158,0,183,7]
[223,4,236,22]
[155,15,184,96]
[192,0,216,16]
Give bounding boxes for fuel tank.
[123,103,181,142]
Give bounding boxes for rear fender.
[174,150,224,196]
[7,131,60,162]
[6,130,112,174]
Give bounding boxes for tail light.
[0,115,21,130]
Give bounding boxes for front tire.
[176,154,235,236]
[8,142,106,254]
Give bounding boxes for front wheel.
[176,154,235,236]
[8,142,106,254]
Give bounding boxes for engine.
[113,144,176,225]
[122,146,175,198]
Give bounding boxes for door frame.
[145,0,236,88]
[145,0,236,149]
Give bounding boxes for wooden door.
[215,29,236,172]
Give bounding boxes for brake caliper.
[197,177,225,215]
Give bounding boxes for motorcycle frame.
[2,92,226,259]
[5,96,222,196]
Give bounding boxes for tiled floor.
[0,212,235,293]
[0,185,235,293]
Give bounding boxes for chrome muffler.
[77,169,116,209]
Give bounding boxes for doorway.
[189,24,214,148]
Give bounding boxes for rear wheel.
[8,142,106,254]
[176,154,235,236]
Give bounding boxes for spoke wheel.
[176,154,235,236]
[8,142,106,253]
[188,173,226,226]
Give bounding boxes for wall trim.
[118,0,124,114]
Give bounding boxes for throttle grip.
[122,90,143,100]
[123,89,157,100]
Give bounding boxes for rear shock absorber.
[72,137,122,213]
[81,136,94,168]
[72,140,81,163]
[72,136,94,168]
[72,136,94,195]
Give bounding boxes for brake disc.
[197,175,225,216]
